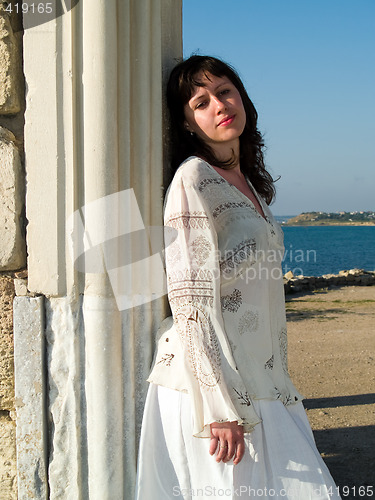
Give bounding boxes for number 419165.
[4,3,53,14]
[328,485,373,497]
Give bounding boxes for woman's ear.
[184,120,192,133]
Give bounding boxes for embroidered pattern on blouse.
[221,288,242,313]
[238,309,259,335]
[233,388,252,406]
[175,304,221,389]
[283,394,292,406]
[165,240,181,266]
[157,354,175,367]
[168,269,214,307]
[279,327,288,373]
[198,177,226,192]
[265,216,276,236]
[275,388,293,406]
[264,354,274,370]
[220,238,256,275]
[166,211,210,230]
[212,201,253,219]
[191,235,212,266]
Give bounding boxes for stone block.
[46,295,84,500]
[0,126,25,270]
[13,296,48,499]
[0,274,15,410]
[14,277,27,295]
[0,8,22,114]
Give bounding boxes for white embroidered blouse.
[148,156,303,438]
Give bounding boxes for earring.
[190,131,194,137]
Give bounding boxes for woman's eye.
[195,101,207,109]
[220,89,230,96]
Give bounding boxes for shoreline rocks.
[284,268,375,294]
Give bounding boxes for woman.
[135,56,341,499]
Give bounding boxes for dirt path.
[286,285,375,499]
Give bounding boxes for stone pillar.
[13,297,48,499]
[16,0,182,498]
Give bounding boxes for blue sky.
[183,0,375,215]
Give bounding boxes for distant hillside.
[285,211,375,226]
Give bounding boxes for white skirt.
[135,384,341,500]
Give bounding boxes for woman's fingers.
[223,440,235,462]
[209,421,245,465]
[233,439,245,465]
[215,441,229,463]
[209,435,219,456]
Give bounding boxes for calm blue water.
[275,218,375,276]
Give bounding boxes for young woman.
[135,56,341,499]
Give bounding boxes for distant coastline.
[280,211,375,226]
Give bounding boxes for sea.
[275,216,375,277]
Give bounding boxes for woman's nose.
[213,96,226,113]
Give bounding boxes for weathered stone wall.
[0,5,25,498]
[0,273,17,499]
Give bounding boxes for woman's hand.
[209,421,245,465]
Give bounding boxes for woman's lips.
[218,115,235,126]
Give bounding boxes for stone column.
[13,297,47,499]
[16,1,182,498]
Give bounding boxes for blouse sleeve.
[161,163,256,437]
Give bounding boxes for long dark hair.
[166,55,276,205]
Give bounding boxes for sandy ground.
[286,285,375,499]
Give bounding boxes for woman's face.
[183,72,246,156]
